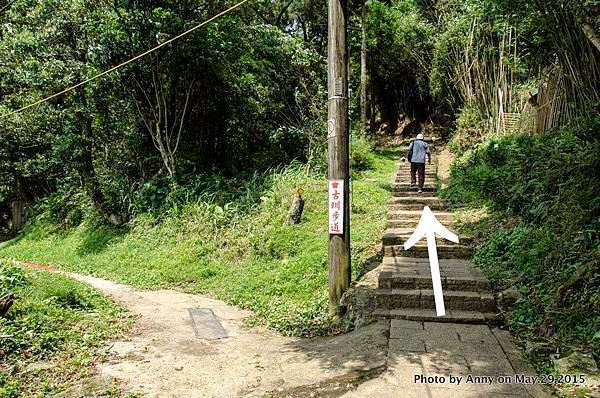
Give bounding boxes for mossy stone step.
[380,256,478,267]
[387,219,455,228]
[372,308,501,324]
[378,272,490,292]
[388,203,446,211]
[374,288,496,312]
[384,244,473,259]
[382,229,472,246]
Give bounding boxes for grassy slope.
[441,118,600,366]
[1,146,400,337]
[0,260,129,397]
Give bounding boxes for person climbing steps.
[407,133,431,193]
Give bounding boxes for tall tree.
[360,0,368,133]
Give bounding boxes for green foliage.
[0,145,399,337]
[447,105,488,151]
[0,261,129,397]
[429,0,541,112]
[350,136,377,173]
[1,0,598,225]
[0,263,28,291]
[366,0,434,121]
[361,0,600,137]
[0,0,326,222]
[443,117,600,356]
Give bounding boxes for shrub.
[443,116,600,354]
[350,136,376,173]
[448,105,489,151]
[0,261,28,292]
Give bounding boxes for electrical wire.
[0,0,252,120]
[0,0,18,16]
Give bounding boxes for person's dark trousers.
[410,162,426,190]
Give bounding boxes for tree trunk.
[75,87,123,226]
[360,0,368,134]
[369,90,377,132]
[10,200,25,232]
[285,194,305,224]
[0,293,15,318]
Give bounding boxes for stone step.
[390,190,438,198]
[394,181,437,187]
[388,190,437,197]
[391,185,436,193]
[387,210,454,220]
[397,163,437,170]
[387,208,454,225]
[381,257,477,268]
[396,167,437,174]
[396,169,438,174]
[395,172,438,179]
[387,219,455,228]
[388,196,445,205]
[374,289,496,312]
[372,308,501,324]
[394,173,437,183]
[378,265,490,291]
[384,244,473,259]
[388,203,446,211]
[386,210,454,215]
[382,229,472,246]
[379,275,490,292]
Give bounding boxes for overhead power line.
[0,0,252,120]
[0,0,19,16]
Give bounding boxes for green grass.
[0,143,400,337]
[0,260,130,398]
[441,117,600,363]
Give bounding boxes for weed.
[0,260,129,397]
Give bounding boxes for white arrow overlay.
[403,206,459,317]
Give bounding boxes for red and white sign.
[328,179,344,234]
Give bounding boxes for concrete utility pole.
[327,0,351,316]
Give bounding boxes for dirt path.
[68,273,389,398]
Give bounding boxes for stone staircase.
[371,150,499,324]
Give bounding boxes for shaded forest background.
[0,0,598,224]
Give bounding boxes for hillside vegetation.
[1,141,398,337]
[443,118,600,363]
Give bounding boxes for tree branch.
[276,0,295,26]
[251,6,271,25]
[174,80,195,155]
